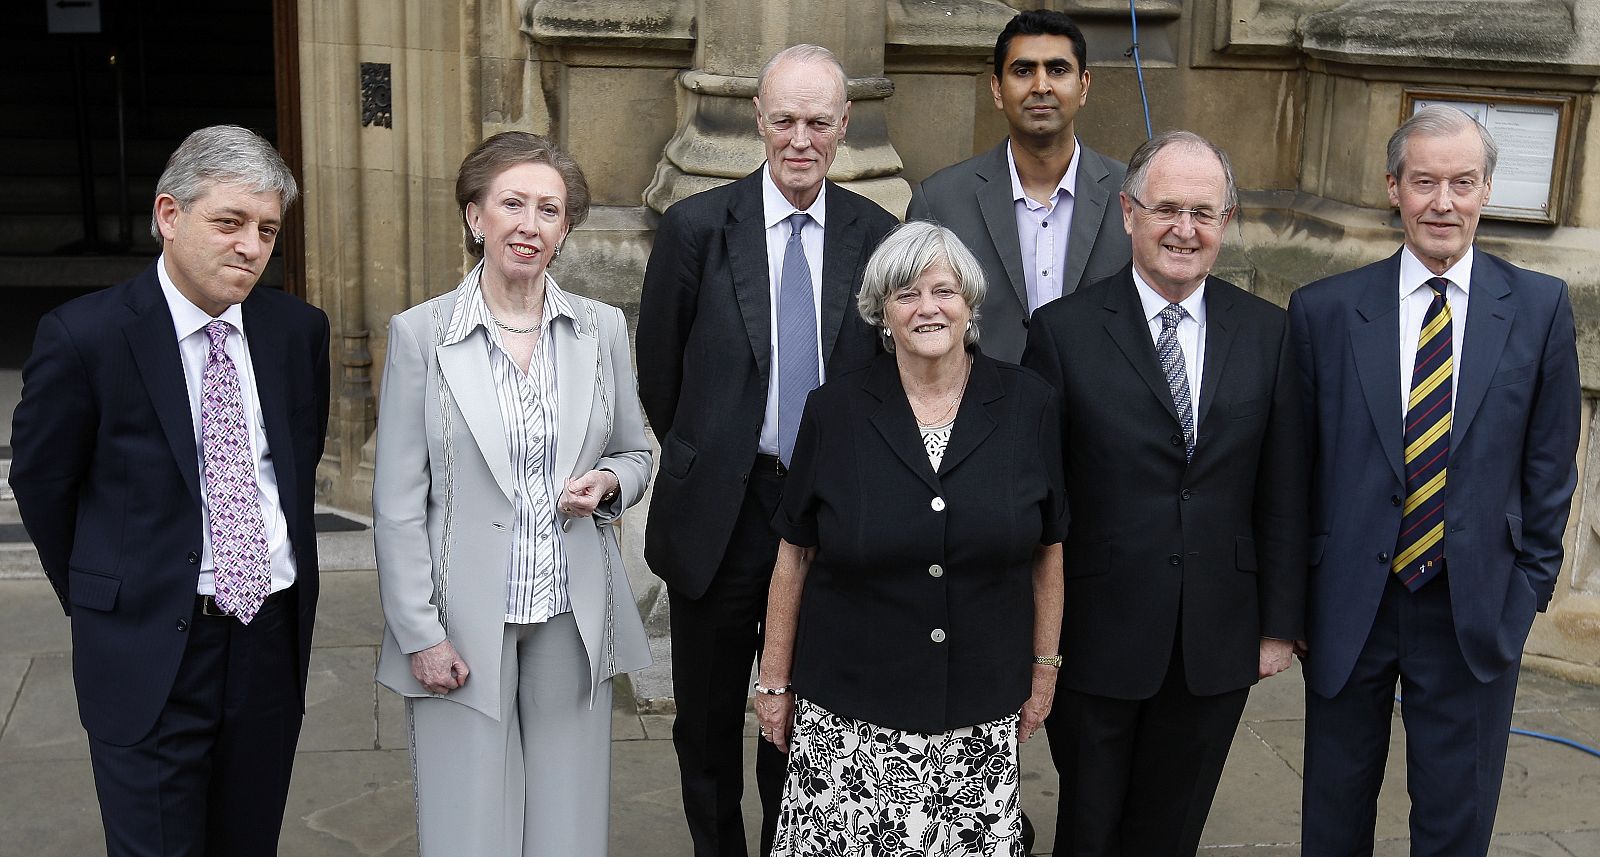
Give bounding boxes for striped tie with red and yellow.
[1394,277,1452,591]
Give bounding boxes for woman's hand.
[559,469,620,518]
[753,690,796,752]
[410,639,470,695]
[1019,663,1057,743]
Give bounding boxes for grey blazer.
[908,139,1131,363]
[373,275,653,720]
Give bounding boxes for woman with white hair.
[754,221,1066,856]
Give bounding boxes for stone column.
[643,0,909,215]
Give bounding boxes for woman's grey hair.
[150,125,298,239]
[1387,105,1499,179]
[757,44,848,104]
[857,222,987,352]
[1122,130,1239,213]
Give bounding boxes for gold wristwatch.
[1033,655,1063,667]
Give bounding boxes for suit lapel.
[1452,252,1515,445]
[1350,253,1405,483]
[1064,146,1114,296]
[864,357,942,494]
[727,172,772,380]
[123,270,201,505]
[821,182,864,363]
[935,354,1000,476]
[241,296,299,525]
[552,302,600,481]
[1195,278,1237,433]
[1102,271,1181,425]
[437,328,515,503]
[975,142,1030,314]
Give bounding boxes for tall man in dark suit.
[1291,106,1580,857]
[636,44,897,857]
[10,125,330,857]
[908,8,1131,362]
[1023,131,1307,856]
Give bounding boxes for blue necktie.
[776,212,818,466]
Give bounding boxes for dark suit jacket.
[1288,249,1580,698]
[908,139,1132,363]
[637,169,896,598]
[9,264,331,745]
[772,351,1065,733]
[1023,267,1307,700]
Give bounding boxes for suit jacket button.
[1168,554,1181,566]
[176,618,189,632]
[1181,489,1192,500]
[187,551,199,565]
[930,628,946,643]
[1170,435,1182,447]
[1391,495,1402,506]
[931,497,946,512]
[928,564,944,578]
[1377,552,1390,563]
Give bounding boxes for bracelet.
[753,681,791,695]
[1033,654,1063,668]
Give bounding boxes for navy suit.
[1288,248,1579,856]
[10,264,330,856]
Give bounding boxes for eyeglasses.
[1402,176,1486,198]
[1127,195,1231,230]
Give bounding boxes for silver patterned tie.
[776,212,818,466]
[1157,303,1195,460]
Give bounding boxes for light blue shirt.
[1007,139,1080,313]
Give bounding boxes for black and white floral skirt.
[771,697,1024,857]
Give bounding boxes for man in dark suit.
[10,125,330,857]
[1291,106,1580,857]
[1023,131,1307,856]
[908,8,1131,363]
[636,44,896,857]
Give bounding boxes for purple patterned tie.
[202,320,271,623]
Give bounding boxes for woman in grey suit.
[373,132,652,857]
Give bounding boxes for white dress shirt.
[1132,268,1207,442]
[157,255,296,596]
[1397,246,1472,421]
[759,163,828,457]
[441,264,574,624]
[1007,139,1080,312]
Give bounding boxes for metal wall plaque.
[1404,90,1573,225]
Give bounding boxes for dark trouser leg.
[1302,574,1404,857]
[670,472,784,857]
[1397,574,1519,857]
[1047,689,1138,857]
[88,590,302,857]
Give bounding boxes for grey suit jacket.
[373,273,653,720]
[908,139,1132,362]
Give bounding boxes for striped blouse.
[442,265,574,624]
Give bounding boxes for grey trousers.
[409,613,613,857]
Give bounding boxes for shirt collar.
[442,261,577,348]
[1131,265,1207,329]
[761,162,828,230]
[1006,138,1080,210]
[156,253,245,340]
[1399,245,1473,299]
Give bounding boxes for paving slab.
[312,569,387,648]
[1516,669,1600,712]
[0,578,70,654]
[0,654,28,734]
[1551,829,1600,855]
[1202,724,1306,848]
[301,645,381,752]
[1241,660,1308,722]
[0,757,102,857]
[1497,711,1600,833]
[285,748,417,857]
[1554,706,1600,745]
[377,685,409,751]
[0,653,88,762]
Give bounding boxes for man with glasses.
[1290,105,1579,857]
[907,8,1130,362]
[1022,131,1307,856]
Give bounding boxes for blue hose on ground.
[1128,0,1154,139]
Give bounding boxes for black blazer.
[1022,267,1307,700]
[10,265,331,745]
[637,169,897,598]
[772,351,1065,734]
[1289,249,1579,697]
[907,140,1132,363]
